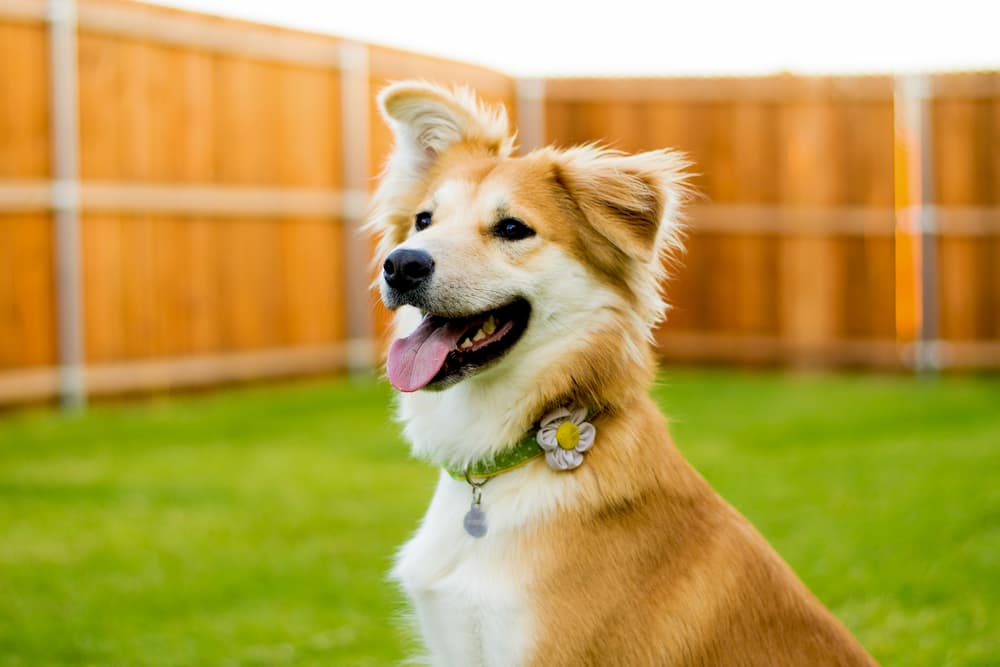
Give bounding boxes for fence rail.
[0,0,997,406]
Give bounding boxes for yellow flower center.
[556,422,580,450]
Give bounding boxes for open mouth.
[386,298,531,392]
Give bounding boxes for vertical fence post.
[339,40,374,373]
[48,0,86,408]
[893,74,938,373]
[515,78,546,153]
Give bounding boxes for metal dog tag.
[464,504,487,538]
[463,488,487,538]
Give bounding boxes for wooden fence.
[0,0,998,406]
[0,0,514,405]
[542,76,1000,370]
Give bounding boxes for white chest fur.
[392,470,557,667]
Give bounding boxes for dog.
[368,80,877,667]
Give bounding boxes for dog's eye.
[493,218,535,241]
[415,211,432,232]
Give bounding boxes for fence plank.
[78,29,123,362]
[0,21,50,178]
[0,214,56,368]
[852,98,896,341]
[993,96,1000,341]
[776,99,844,363]
[0,20,55,371]
[728,101,779,336]
[934,95,996,341]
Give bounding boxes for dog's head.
[370,81,688,403]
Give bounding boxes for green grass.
[0,370,998,666]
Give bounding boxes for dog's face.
[371,83,687,395]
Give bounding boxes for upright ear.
[378,81,515,176]
[553,146,690,267]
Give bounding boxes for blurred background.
[0,0,997,665]
[2,0,1000,407]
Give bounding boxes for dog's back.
[524,398,874,666]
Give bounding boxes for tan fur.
[371,82,877,666]
[522,396,875,666]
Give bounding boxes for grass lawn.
[0,370,998,666]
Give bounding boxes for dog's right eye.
[493,218,535,241]
[415,211,432,232]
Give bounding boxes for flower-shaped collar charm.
[536,406,596,471]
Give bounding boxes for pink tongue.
[386,316,466,392]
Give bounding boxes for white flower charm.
[536,406,596,471]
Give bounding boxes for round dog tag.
[463,504,487,538]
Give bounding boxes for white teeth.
[458,316,498,351]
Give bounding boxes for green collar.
[443,406,601,481]
[444,430,543,481]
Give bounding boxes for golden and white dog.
[369,81,877,667]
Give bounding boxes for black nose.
[383,248,435,292]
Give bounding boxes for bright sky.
[143,0,1000,77]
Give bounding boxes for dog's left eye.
[493,218,535,241]
[415,211,432,232]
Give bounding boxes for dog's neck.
[395,326,655,473]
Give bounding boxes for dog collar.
[449,405,600,538]
[444,431,542,481]
[444,405,600,481]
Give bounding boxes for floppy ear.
[553,146,689,266]
[378,81,515,177]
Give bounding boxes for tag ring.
[463,466,490,488]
